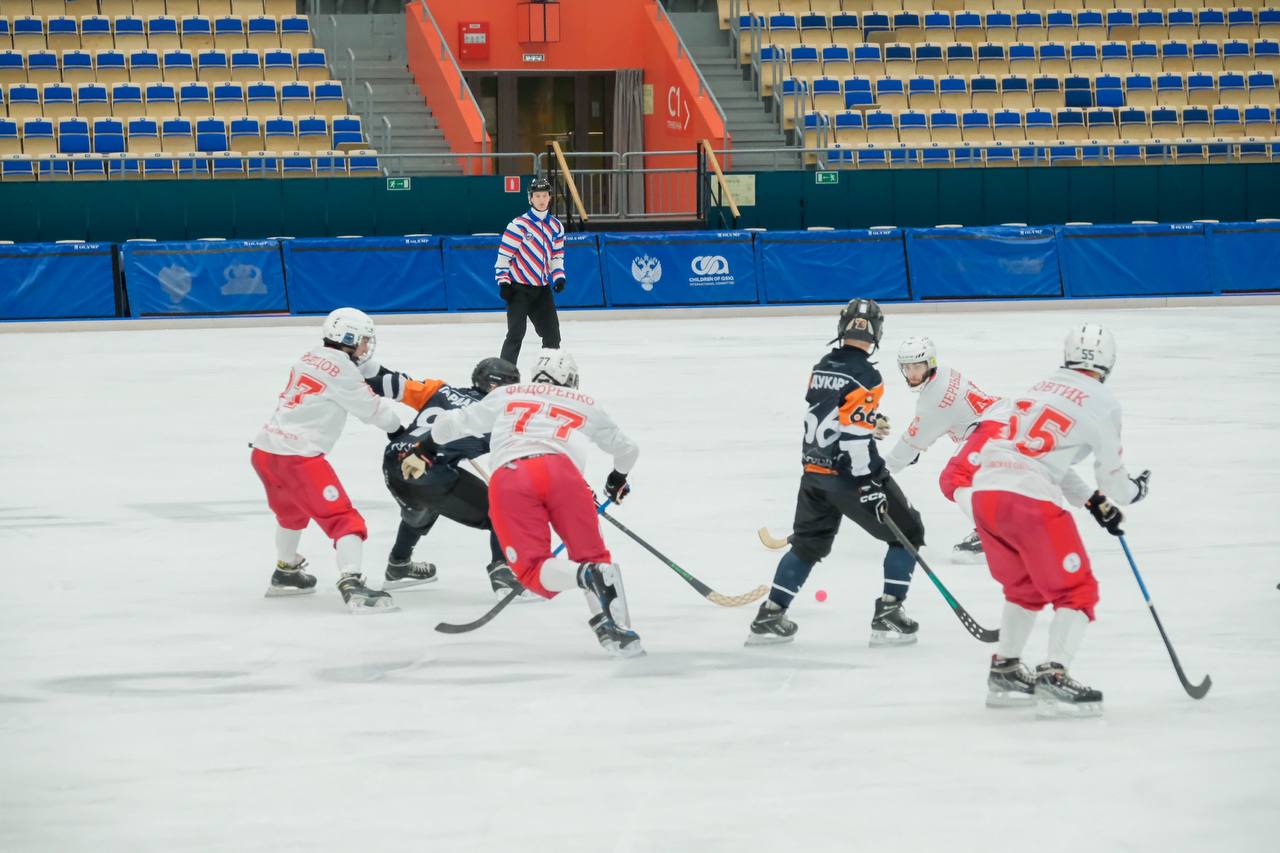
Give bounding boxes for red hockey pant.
[251,449,368,543]
[488,453,611,599]
[939,420,1004,502]
[973,489,1098,620]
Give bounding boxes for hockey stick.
[433,498,614,635]
[1119,536,1212,699]
[552,498,614,557]
[876,503,999,643]
[598,508,767,607]
[757,527,791,550]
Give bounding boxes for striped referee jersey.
[495,208,566,289]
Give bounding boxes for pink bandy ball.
[814,589,828,603]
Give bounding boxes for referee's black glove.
[553,277,566,294]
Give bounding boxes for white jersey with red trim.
[253,346,403,457]
[884,366,1007,473]
[972,367,1142,508]
[430,382,639,476]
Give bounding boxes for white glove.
[401,454,428,480]
[874,414,891,440]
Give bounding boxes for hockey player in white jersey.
[884,337,1007,563]
[971,323,1151,716]
[416,349,643,656]
[250,308,405,612]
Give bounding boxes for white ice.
[2,305,1278,853]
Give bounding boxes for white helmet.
[531,349,579,389]
[897,335,938,393]
[1063,323,1117,381]
[322,307,376,363]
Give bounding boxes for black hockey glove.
[500,284,514,304]
[1130,469,1151,503]
[553,277,566,294]
[605,470,630,503]
[1086,491,1125,536]
[387,425,409,442]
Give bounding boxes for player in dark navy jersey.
[371,357,527,599]
[746,299,927,648]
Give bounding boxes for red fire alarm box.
[517,0,561,44]
[458,21,489,60]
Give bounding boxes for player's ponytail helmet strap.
[1063,323,1117,381]
[531,349,579,389]
[322,307,377,364]
[832,298,885,350]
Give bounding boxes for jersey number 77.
[506,401,587,439]
[1006,399,1075,459]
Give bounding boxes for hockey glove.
[500,284,514,304]
[1086,491,1124,536]
[401,453,431,480]
[605,470,630,503]
[387,425,409,442]
[1130,469,1151,503]
[553,277,566,294]
[873,413,891,440]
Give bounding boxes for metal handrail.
[380,151,540,176]
[418,0,489,163]
[345,46,355,97]
[381,115,391,153]
[654,0,728,143]
[363,80,373,120]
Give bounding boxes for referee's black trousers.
[500,283,561,364]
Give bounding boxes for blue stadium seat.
[1213,105,1243,137]
[1157,72,1185,105]
[1070,42,1100,76]
[822,44,852,78]
[282,152,315,178]
[862,12,890,39]
[145,82,178,116]
[1112,143,1144,164]
[246,81,278,116]
[1125,73,1155,107]
[920,143,951,168]
[1009,42,1038,75]
[811,75,842,112]
[107,155,141,179]
[1039,42,1067,73]
[1086,108,1118,140]
[1192,41,1221,74]
[0,118,18,154]
[63,51,96,83]
[279,80,312,116]
[22,118,55,154]
[929,109,961,142]
[984,12,1013,42]
[182,15,213,47]
[263,115,296,151]
[1048,141,1080,165]
[873,76,906,111]
[176,154,210,179]
[1106,10,1135,40]
[1180,106,1211,136]
[160,116,194,152]
[800,14,830,45]
[111,82,144,117]
[164,49,196,81]
[939,75,969,108]
[1064,74,1092,108]
[42,83,75,118]
[865,109,897,143]
[331,115,364,149]
[961,109,992,142]
[1244,105,1276,136]
[953,12,982,41]
[908,75,937,110]
[1024,108,1054,139]
[264,49,295,81]
[983,143,1016,166]
[993,108,1025,141]
[314,151,344,177]
[1150,106,1180,137]
[77,82,110,117]
[92,118,126,154]
[914,42,944,76]
[179,81,211,115]
[1033,74,1062,108]
[788,44,819,78]
[143,153,176,179]
[130,49,162,81]
[1100,41,1129,74]
[997,75,1028,109]
[229,115,262,152]
[1056,108,1087,140]
[196,116,228,152]
[1131,40,1160,73]
[1119,107,1151,139]
[114,16,146,48]
[39,155,73,181]
[1257,41,1280,73]
[198,49,229,80]
[1167,9,1196,40]
[57,118,91,154]
[27,52,60,85]
[148,16,180,46]
[128,116,160,149]
[210,152,245,178]
[977,43,1006,76]
[1248,71,1277,104]
[1095,75,1124,109]
[834,110,865,145]
[855,147,887,169]
[230,49,261,80]
[1185,71,1216,105]
[843,76,873,109]
[246,152,279,178]
[214,16,246,48]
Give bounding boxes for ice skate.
[577,562,628,624]
[870,594,919,646]
[1034,662,1103,718]
[265,557,317,597]
[383,558,437,591]
[487,559,535,603]
[986,655,1037,708]
[745,601,798,646]
[951,530,986,564]
[589,612,645,657]
[338,573,398,614]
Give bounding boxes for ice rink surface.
[2,305,1278,853]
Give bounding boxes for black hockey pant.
[385,466,503,565]
[500,284,561,364]
[788,475,926,565]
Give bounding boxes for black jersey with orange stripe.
[801,345,887,488]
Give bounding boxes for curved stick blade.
[757,527,791,550]
[706,584,769,608]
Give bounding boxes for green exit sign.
[386,177,412,191]
[815,171,839,185]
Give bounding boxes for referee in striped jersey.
[496,177,566,365]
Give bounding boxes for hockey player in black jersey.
[747,298,927,647]
[370,357,528,598]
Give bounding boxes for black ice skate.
[744,601,798,646]
[265,558,317,598]
[588,612,645,658]
[987,655,1037,707]
[1034,662,1103,718]
[337,573,397,614]
[383,558,438,591]
[486,559,533,602]
[577,562,624,623]
[952,530,986,564]
[870,594,919,647]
